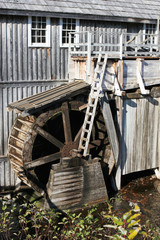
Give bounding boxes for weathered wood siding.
[0,16,69,81]
[0,156,16,190]
[121,97,160,175]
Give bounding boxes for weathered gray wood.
[2,21,7,81]
[24,152,61,169]
[61,102,72,143]
[100,92,119,165]
[45,159,108,210]
[0,0,160,23]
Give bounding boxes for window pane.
[32,22,36,28]
[37,22,41,28]
[32,30,35,35]
[37,37,41,43]
[42,22,46,28]
[32,16,36,22]
[32,36,35,43]
[42,30,45,36]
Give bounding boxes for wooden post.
[157,17,159,52]
[120,33,123,59]
[100,93,119,166]
[99,34,103,52]
[114,96,123,190]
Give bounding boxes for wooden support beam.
[100,92,119,166]
[113,64,125,96]
[136,58,150,95]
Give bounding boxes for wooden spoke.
[36,126,64,149]
[74,126,82,144]
[61,102,72,143]
[24,152,61,169]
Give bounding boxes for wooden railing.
[68,31,160,77]
[68,31,160,58]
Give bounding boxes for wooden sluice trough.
[44,157,108,210]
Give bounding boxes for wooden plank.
[2,21,7,81]
[13,20,18,81]
[23,20,28,81]
[24,152,61,169]
[100,92,119,165]
[7,21,13,81]
[18,22,23,81]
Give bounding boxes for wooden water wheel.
[8,96,108,194]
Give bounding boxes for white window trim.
[28,16,51,47]
[60,18,80,48]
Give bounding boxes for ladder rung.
[79,145,85,150]
[87,112,92,116]
[81,137,88,142]
[93,87,98,91]
[94,79,100,82]
[83,129,90,133]
[86,121,91,124]
[96,70,102,74]
[97,62,103,66]
[89,104,94,107]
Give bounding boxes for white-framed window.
[143,23,157,44]
[60,18,79,47]
[28,16,50,47]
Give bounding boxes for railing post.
[99,34,102,52]
[120,33,123,59]
[87,31,92,81]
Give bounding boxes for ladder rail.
[78,54,108,156]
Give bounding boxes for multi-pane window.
[144,24,157,44]
[60,18,79,46]
[32,17,46,44]
[28,16,50,47]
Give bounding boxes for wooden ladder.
[78,54,108,156]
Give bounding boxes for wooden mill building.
[0,0,160,208]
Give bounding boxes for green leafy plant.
[103,203,148,239]
[0,197,160,240]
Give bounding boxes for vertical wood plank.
[0,21,2,81]
[38,48,42,80]
[23,20,28,80]
[7,20,13,81]
[2,21,7,81]
[13,20,18,81]
[0,87,3,155]
[18,22,23,81]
